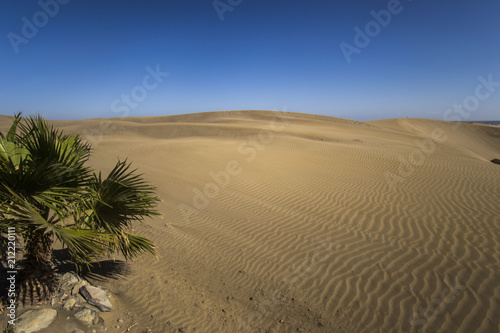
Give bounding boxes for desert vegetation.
[0,113,159,303]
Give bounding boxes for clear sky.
[1,0,499,121]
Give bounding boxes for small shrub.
[0,113,159,304]
[491,158,500,165]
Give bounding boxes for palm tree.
[0,113,159,303]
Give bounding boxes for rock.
[62,297,77,310]
[74,308,98,324]
[98,286,111,298]
[51,293,65,306]
[75,293,86,303]
[15,308,57,333]
[80,285,113,312]
[59,272,83,293]
[71,330,85,333]
[71,281,88,295]
[93,314,104,325]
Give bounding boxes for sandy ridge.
[1,111,499,332]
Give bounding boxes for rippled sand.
[2,111,499,332]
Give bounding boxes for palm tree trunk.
[25,228,53,263]
[19,211,58,304]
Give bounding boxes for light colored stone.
[62,297,77,310]
[59,272,83,293]
[74,308,97,324]
[80,285,113,312]
[75,293,86,303]
[71,281,88,295]
[15,308,57,333]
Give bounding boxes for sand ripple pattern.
[41,112,500,333]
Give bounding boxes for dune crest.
[2,111,499,332]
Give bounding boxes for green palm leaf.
[0,113,159,300]
[0,112,22,141]
[86,160,159,230]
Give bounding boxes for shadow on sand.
[52,248,130,282]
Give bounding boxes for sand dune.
[2,111,500,332]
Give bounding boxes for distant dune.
[2,111,499,332]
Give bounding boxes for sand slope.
[2,111,500,332]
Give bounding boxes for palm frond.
[0,139,29,166]
[0,112,22,141]
[1,113,159,287]
[52,226,115,266]
[85,160,160,233]
[18,114,91,170]
[0,113,29,169]
[1,186,114,265]
[0,114,92,201]
[111,231,157,260]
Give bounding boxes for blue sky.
[1,0,499,121]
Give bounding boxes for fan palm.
[0,113,159,303]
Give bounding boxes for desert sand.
[2,111,500,332]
